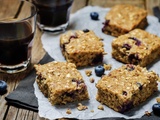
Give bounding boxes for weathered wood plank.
[0,0,20,19]
[88,0,146,8]
[5,106,19,120]
[71,0,87,13]
[146,0,160,15]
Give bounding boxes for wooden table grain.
[0,0,159,120]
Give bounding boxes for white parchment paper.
[34,6,160,119]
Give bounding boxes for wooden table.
[0,0,159,119]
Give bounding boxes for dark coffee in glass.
[33,0,73,32]
[0,0,37,74]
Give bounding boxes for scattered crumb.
[158,77,160,82]
[77,103,88,111]
[89,78,95,83]
[98,104,104,110]
[104,64,112,70]
[103,52,107,55]
[66,108,72,114]
[145,111,151,116]
[85,70,92,76]
[91,110,94,113]
[156,97,160,103]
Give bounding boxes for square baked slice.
[102,4,148,37]
[34,61,89,105]
[60,30,105,67]
[112,29,160,67]
[96,64,159,113]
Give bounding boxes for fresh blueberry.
[90,12,99,20]
[83,29,90,33]
[152,103,160,116]
[0,80,7,94]
[95,65,105,77]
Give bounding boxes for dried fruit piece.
[128,37,141,46]
[122,43,131,50]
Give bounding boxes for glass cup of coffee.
[0,0,37,74]
[32,0,73,33]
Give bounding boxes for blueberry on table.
[90,12,99,20]
[95,65,105,77]
[83,29,90,33]
[152,103,160,116]
[0,80,7,95]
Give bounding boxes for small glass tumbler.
[0,0,37,74]
[32,0,73,33]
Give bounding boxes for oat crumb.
[77,103,88,111]
[156,97,160,103]
[145,111,151,116]
[66,108,72,114]
[85,70,92,76]
[89,78,95,83]
[98,104,104,110]
[91,110,94,112]
[104,64,112,70]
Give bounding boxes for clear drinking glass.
[0,0,37,74]
[32,0,73,33]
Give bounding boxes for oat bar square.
[112,29,160,67]
[96,64,159,113]
[102,4,148,37]
[34,61,89,105]
[60,30,105,67]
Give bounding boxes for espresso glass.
[32,0,73,33]
[0,0,37,74]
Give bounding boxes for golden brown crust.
[112,29,160,67]
[102,4,148,37]
[96,64,159,113]
[34,61,89,105]
[60,30,105,67]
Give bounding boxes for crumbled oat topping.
[77,103,88,111]
[60,30,105,67]
[112,29,160,67]
[96,64,158,113]
[66,108,72,114]
[91,110,94,113]
[98,104,104,110]
[103,64,112,70]
[34,61,89,105]
[145,111,151,116]
[89,78,95,83]
[85,70,92,76]
[156,97,160,103]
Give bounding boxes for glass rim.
[0,0,37,23]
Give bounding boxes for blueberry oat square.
[96,64,159,113]
[112,29,160,67]
[34,61,89,105]
[102,4,148,37]
[60,30,106,67]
